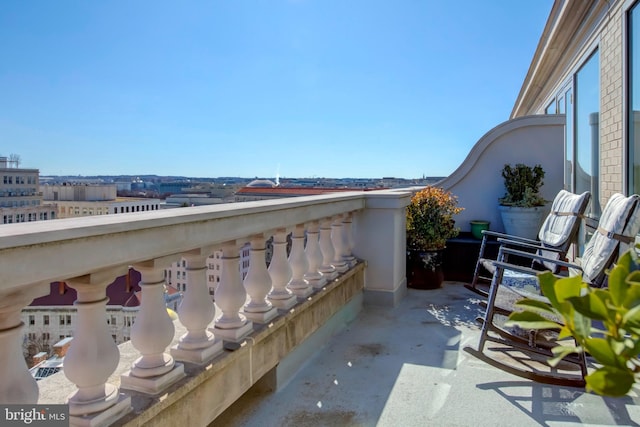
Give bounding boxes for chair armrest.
[496,238,564,253]
[492,260,541,277]
[498,247,583,272]
[481,229,539,245]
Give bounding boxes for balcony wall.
[438,114,565,232]
[0,189,410,426]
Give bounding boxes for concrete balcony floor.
[215,282,640,427]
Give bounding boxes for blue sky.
[0,0,553,179]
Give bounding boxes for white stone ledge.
[0,192,370,292]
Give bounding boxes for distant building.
[0,156,57,224]
[234,179,373,202]
[42,183,162,218]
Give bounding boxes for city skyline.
[1,1,552,179]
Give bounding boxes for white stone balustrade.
[268,229,297,310]
[213,241,253,342]
[304,221,326,289]
[65,270,132,424]
[0,190,410,425]
[319,217,338,280]
[287,224,313,298]
[171,248,223,365]
[121,260,185,394]
[243,235,278,323]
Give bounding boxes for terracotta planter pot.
[406,249,445,290]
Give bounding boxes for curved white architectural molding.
[438,114,565,233]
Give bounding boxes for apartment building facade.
[512,0,640,222]
[0,157,57,224]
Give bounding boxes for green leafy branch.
[505,247,640,396]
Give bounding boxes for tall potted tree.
[406,186,463,289]
[498,163,547,240]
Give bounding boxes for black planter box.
[443,232,538,283]
[442,232,498,282]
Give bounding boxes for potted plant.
[406,186,463,289]
[498,163,547,240]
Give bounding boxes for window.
[29,315,34,325]
[59,315,65,325]
[43,315,49,325]
[557,49,600,217]
[574,50,600,217]
[629,2,640,194]
[545,99,557,114]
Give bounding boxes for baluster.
[65,271,131,422]
[342,212,357,267]
[268,229,297,310]
[0,288,44,404]
[319,218,338,280]
[171,248,223,365]
[121,260,185,394]
[212,241,253,342]
[288,224,313,297]
[244,235,278,323]
[304,221,326,289]
[331,216,348,273]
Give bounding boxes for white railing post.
[0,287,45,404]
[121,260,185,394]
[171,248,223,365]
[354,190,412,306]
[243,235,278,323]
[65,270,132,423]
[342,212,357,267]
[319,218,337,280]
[331,216,348,273]
[288,224,312,297]
[212,241,253,342]
[304,221,326,289]
[268,229,297,310]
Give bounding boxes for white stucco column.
[171,248,223,365]
[287,224,312,298]
[304,220,326,289]
[342,212,357,267]
[268,229,297,310]
[65,270,131,423]
[213,241,253,342]
[331,215,348,273]
[121,259,185,394]
[243,235,278,323]
[0,285,47,404]
[319,218,337,280]
[354,190,412,306]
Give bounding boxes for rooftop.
[216,283,640,427]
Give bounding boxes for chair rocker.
[464,193,640,387]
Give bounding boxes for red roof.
[29,269,142,307]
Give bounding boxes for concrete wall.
[438,115,564,233]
